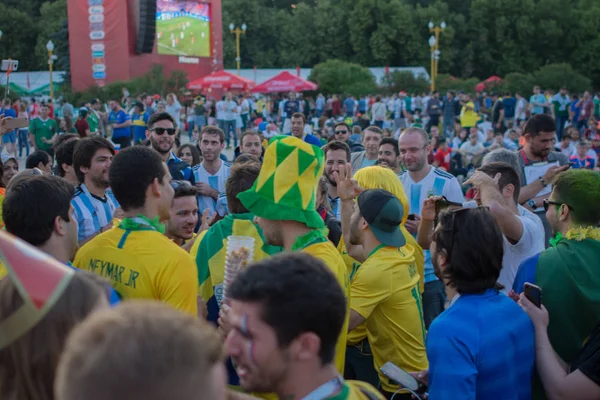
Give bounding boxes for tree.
[35,0,68,70]
[0,4,38,70]
[533,63,591,94]
[308,60,376,96]
[383,71,430,94]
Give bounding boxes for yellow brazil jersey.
[74,226,198,316]
[460,101,479,127]
[350,245,428,393]
[302,240,350,375]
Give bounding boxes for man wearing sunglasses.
[333,122,364,153]
[146,112,194,185]
[512,169,600,400]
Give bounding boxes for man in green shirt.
[29,104,58,157]
[552,87,571,141]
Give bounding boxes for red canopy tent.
[186,70,255,91]
[251,71,318,93]
[475,75,503,92]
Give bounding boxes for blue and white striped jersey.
[72,184,119,242]
[193,160,231,216]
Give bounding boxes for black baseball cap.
[357,189,406,248]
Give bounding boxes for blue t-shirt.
[303,133,322,147]
[530,94,547,115]
[132,112,150,142]
[108,110,131,139]
[571,100,581,122]
[344,98,355,115]
[358,99,367,112]
[0,108,17,134]
[503,97,516,118]
[427,289,535,400]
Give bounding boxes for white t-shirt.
[216,100,225,120]
[192,160,231,216]
[499,205,545,293]
[222,101,238,121]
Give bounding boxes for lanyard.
[301,376,344,400]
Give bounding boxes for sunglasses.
[543,199,574,212]
[170,180,192,190]
[152,127,177,136]
[335,130,348,135]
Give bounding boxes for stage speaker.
[136,0,156,54]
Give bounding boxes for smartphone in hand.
[524,282,542,308]
[380,361,422,391]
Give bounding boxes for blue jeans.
[219,120,237,147]
[18,129,29,157]
[422,280,447,328]
[187,120,195,139]
[555,115,568,141]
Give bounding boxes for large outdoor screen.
[156,1,211,57]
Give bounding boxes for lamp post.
[229,23,247,75]
[428,21,446,91]
[46,40,55,100]
[429,35,436,92]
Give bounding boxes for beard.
[91,173,109,189]
[150,136,172,155]
[348,216,362,246]
[324,172,337,187]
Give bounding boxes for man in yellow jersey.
[165,180,199,247]
[235,135,350,374]
[226,253,384,400]
[74,146,197,316]
[343,188,428,398]
[336,166,425,388]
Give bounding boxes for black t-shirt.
[284,100,300,116]
[571,321,600,385]
[492,100,504,124]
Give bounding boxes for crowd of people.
[0,83,598,400]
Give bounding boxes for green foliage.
[383,71,430,95]
[35,0,68,69]
[533,64,591,94]
[65,65,189,106]
[308,60,376,96]
[500,73,535,95]
[0,4,38,69]
[435,74,479,94]
[2,0,600,92]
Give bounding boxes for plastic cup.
[222,236,255,307]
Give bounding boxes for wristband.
[538,176,547,186]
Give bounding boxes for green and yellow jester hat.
[237,135,325,229]
[0,230,75,349]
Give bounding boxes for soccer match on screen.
[156,0,211,57]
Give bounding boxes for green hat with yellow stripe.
[237,135,324,229]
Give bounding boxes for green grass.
[157,16,211,57]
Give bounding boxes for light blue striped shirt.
[72,184,119,242]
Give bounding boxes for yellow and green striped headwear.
[237,135,325,228]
